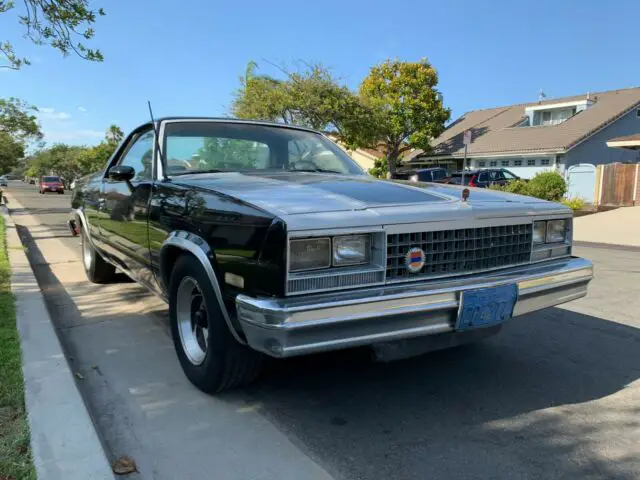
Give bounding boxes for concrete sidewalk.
[2,203,114,479]
[573,206,640,248]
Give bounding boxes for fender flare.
[160,231,246,345]
[72,207,96,246]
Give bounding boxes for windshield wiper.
[287,168,343,174]
[170,169,226,176]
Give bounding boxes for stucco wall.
[468,157,556,179]
[564,107,640,168]
[349,150,377,172]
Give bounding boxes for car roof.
[149,117,321,135]
[397,167,446,173]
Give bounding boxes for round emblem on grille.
[405,247,425,273]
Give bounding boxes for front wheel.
[169,254,264,393]
[81,225,116,283]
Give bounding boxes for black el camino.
[71,118,593,393]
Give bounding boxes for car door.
[431,169,447,183]
[477,171,490,187]
[98,128,155,282]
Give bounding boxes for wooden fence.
[594,163,640,206]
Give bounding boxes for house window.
[489,160,497,167]
[527,159,536,166]
[539,108,576,126]
[501,160,510,167]
[478,160,486,167]
[541,159,550,166]
[514,159,522,166]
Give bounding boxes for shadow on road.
[15,222,640,479]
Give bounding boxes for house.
[406,87,640,179]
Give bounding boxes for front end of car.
[235,211,593,358]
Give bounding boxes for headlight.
[533,221,546,244]
[409,174,418,182]
[333,235,371,267]
[289,238,331,272]
[546,219,569,243]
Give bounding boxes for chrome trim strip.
[161,231,246,345]
[277,323,453,357]
[236,257,593,357]
[239,257,593,328]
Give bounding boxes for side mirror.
[108,165,135,182]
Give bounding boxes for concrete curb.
[2,203,115,480]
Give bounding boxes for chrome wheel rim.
[82,234,93,271]
[176,276,209,366]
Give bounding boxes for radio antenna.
[148,101,169,181]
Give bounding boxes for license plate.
[456,284,518,331]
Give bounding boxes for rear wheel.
[81,225,116,283]
[169,254,263,393]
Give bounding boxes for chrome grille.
[386,224,532,281]
[288,270,385,295]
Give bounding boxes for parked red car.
[39,176,65,194]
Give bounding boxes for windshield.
[163,122,364,176]
[42,176,60,182]
[502,170,519,180]
[449,173,473,185]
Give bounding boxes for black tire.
[169,254,264,393]
[81,225,116,283]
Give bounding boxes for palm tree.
[105,124,124,145]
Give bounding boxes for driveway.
[5,181,640,480]
[573,205,640,247]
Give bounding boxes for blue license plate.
[456,284,518,331]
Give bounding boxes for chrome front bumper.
[236,257,593,358]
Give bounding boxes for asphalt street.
[5,180,640,480]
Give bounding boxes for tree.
[368,157,388,179]
[231,61,374,143]
[0,132,25,174]
[1,0,106,69]
[0,98,42,142]
[358,59,450,177]
[105,124,124,145]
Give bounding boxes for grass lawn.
[0,215,36,480]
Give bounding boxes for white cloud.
[36,106,102,145]
[37,107,71,121]
[44,129,104,143]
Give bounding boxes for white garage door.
[566,164,596,203]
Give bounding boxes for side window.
[478,172,489,182]
[418,171,431,182]
[288,139,351,173]
[117,131,155,181]
[488,171,501,181]
[432,170,446,181]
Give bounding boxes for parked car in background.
[395,167,449,183]
[447,168,521,188]
[0,176,8,187]
[71,117,593,394]
[39,175,65,194]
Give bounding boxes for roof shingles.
[412,87,640,159]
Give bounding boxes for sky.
[1,0,639,147]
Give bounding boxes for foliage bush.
[489,179,530,196]
[368,156,388,178]
[489,171,567,202]
[526,171,567,201]
[561,197,585,212]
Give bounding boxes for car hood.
[174,172,569,230]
